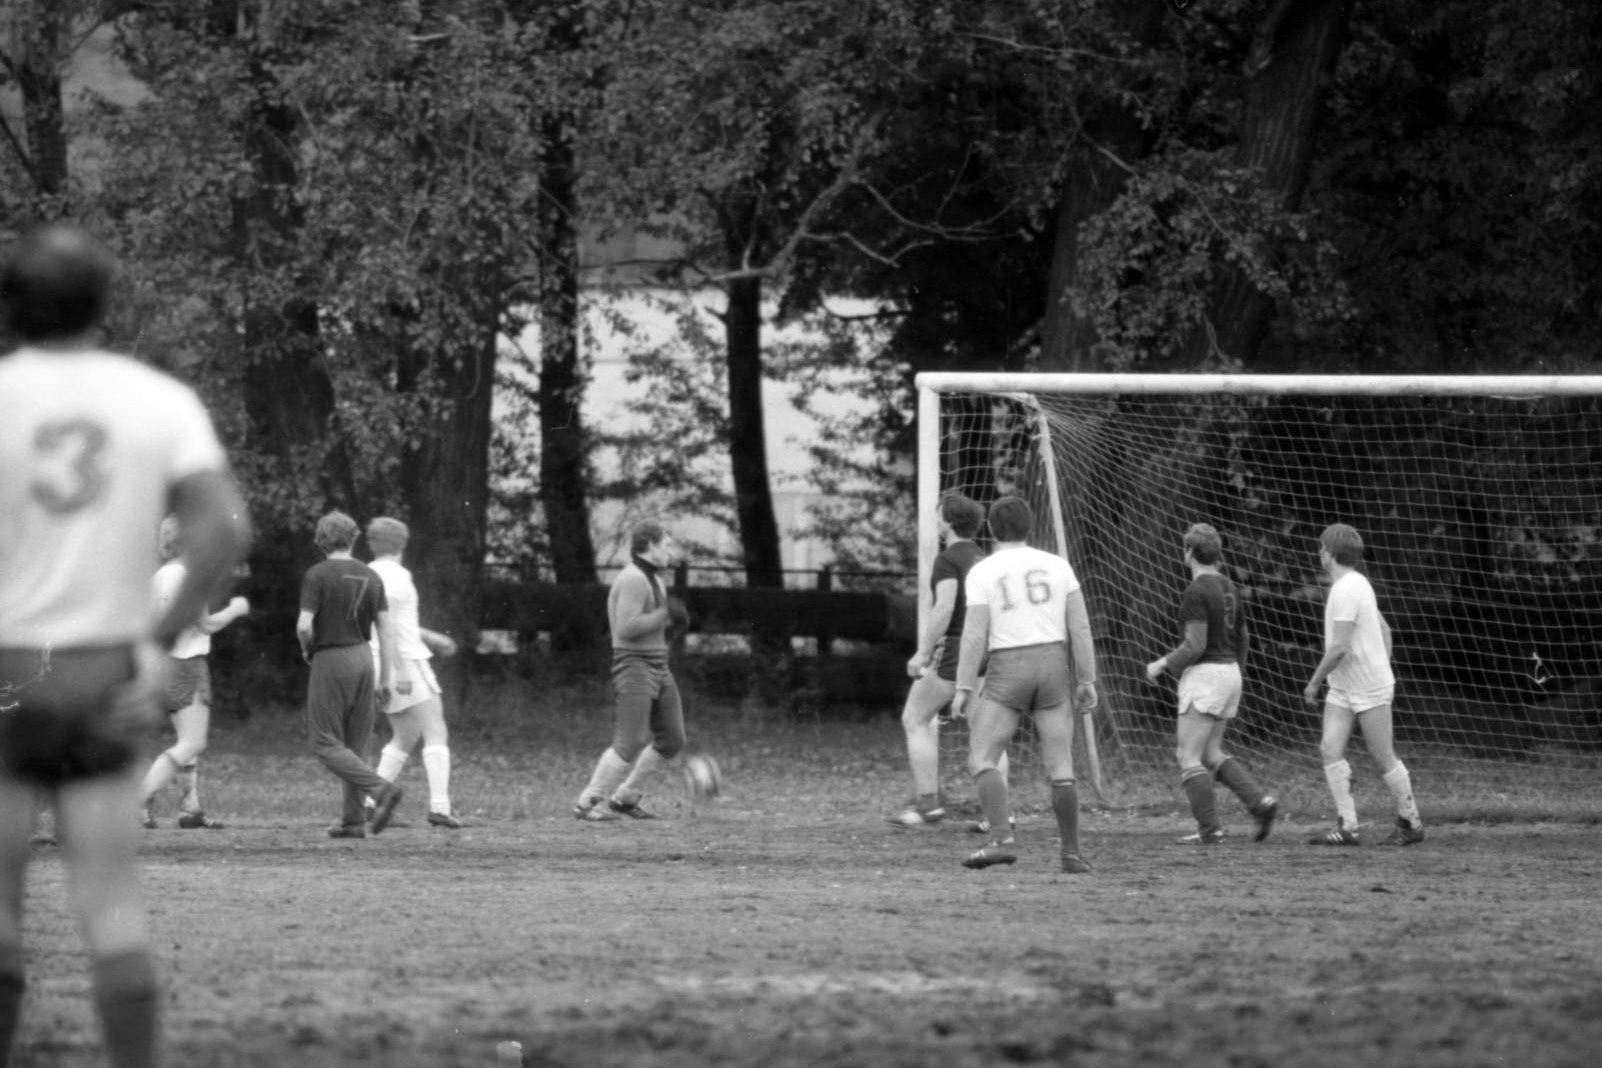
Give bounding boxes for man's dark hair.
[987,496,1034,543]
[940,493,984,539]
[1184,523,1224,566]
[0,223,116,342]
[315,511,360,554]
[630,519,667,556]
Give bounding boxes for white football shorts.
[383,657,442,715]
[1177,662,1242,721]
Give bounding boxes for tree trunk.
[724,274,784,594]
[1037,0,1168,372]
[1200,0,1352,365]
[15,2,67,201]
[536,115,600,591]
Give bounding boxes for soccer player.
[1303,523,1424,846]
[364,516,466,829]
[297,511,403,838]
[138,516,250,831]
[1144,523,1279,844]
[952,496,1099,874]
[888,492,1011,827]
[0,222,251,1068]
[572,519,688,821]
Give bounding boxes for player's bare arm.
[376,608,398,694]
[1064,588,1098,710]
[295,610,315,662]
[154,469,251,648]
[1380,613,1393,660]
[1304,618,1355,706]
[950,603,990,719]
[1146,620,1208,682]
[420,628,459,658]
[909,577,958,677]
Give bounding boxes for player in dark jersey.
[888,493,1001,826]
[1145,523,1278,844]
[296,511,402,838]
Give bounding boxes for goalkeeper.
[1144,523,1279,844]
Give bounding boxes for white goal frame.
[916,371,1602,803]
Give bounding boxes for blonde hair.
[366,516,409,557]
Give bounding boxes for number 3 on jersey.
[992,569,1052,612]
[31,419,110,514]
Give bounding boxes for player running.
[138,516,251,831]
[0,222,251,1068]
[297,511,403,838]
[889,492,1011,827]
[952,496,1099,874]
[572,519,689,821]
[1144,523,1279,844]
[364,517,466,829]
[1304,523,1425,846]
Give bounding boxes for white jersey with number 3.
[0,347,227,648]
[964,544,1081,650]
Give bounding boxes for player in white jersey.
[951,496,1099,874]
[1303,523,1425,847]
[139,516,251,830]
[363,517,466,828]
[0,223,251,1068]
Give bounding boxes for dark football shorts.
[0,645,145,786]
[162,655,211,713]
[980,643,1072,713]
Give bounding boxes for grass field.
[13,673,1602,1067]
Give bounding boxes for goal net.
[919,373,1602,821]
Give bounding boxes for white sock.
[579,748,631,805]
[1382,762,1420,826]
[612,747,666,806]
[140,751,179,806]
[376,744,409,783]
[422,745,451,814]
[1323,759,1357,829]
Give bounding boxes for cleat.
[573,798,620,822]
[1177,827,1225,845]
[1060,853,1092,874]
[968,815,1018,835]
[427,811,467,829]
[887,806,946,828]
[327,824,367,839]
[1252,796,1281,842]
[962,840,1019,869]
[608,799,661,820]
[176,811,224,829]
[1306,824,1361,847]
[30,830,57,847]
[370,785,404,835]
[141,807,157,831]
[1378,817,1426,846]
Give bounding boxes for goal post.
[918,372,1602,819]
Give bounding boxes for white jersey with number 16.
[964,544,1081,651]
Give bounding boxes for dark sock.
[0,943,24,1068]
[91,950,159,1068]
[1050,779,1081,856]
[974,768,1010,843]
[1181,767,1220,834]
[1210,756,1267,812]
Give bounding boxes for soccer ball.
[682,753,722,801]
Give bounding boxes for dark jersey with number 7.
[1177,572,1244,664]
[300,557,387,651]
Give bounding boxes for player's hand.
[1302,679,1321,708]
[435,634,458,658]
[377,684,392,707]
[950,689,970,720]
[227,595,250,617]
[397,680,413,696]
[106,642,168,739]
[1074,680,1099,713]
[666,595,691,639]
[906,652,929,679]
[1144,659,1165,683]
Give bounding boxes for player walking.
[952,497,1099,874]
[0,222,251,1068]
[1144,523,1279,844]
[364,517,466,829]
[573,520,689,821]
[1304,523,1425,846]
[138,516,250,831]
[888,493,1004,827]
[297,511,403,838]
